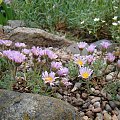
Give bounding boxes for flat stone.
[9,27,73,47]
[0,89,80,120]
[3,26,13,33]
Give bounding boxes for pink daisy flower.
[15,42,26,48]
[106,53,115,63]
[100,41,111,49]
[74,56,86,67]
[51,61,62,70]
[42,71,58,86]
[87,44,96,53]
[57,67,69,76]
[79,67,93,79]
[77,42,88,50]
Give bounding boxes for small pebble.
[94,90,100,94]
[95,86,99,90]
[91,97,101,103]
[109,101,116,109]
[101,89,107,98]
[105,104,112,112]
[76,93,80,99]
[82,102,91,109]
[82,116,89,120]
[95,113,103,120]
[112,114,118,120]
[106,74,113,81]
[82,93,88,99]
[85,110,94,118]
[71,82,82,92]
[116,94,120,101]
[103,112,111,120]
[114,101,120,108]
[92,107,102,113]
[93,102,100,108]
[118,72,120,79]
[91,88,95,92]
[79,111,85,117]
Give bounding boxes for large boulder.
[9,27,73,47]
[0,89,80,120]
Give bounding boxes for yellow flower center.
[77,60,83,66]
[81,72,89,79]
[45,77,53,82]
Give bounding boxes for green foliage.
[0,57,14,89]
[0,71,14,90]
[92,59,106,77]
[0,2,14,25]
[11,0,120,42]
[67,61,79,80]
[0,57,9,72]
[104,81,120,100]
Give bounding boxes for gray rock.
[9,27,73,47]
[0,89,80,120]
[66,43,88,55]
[3,25,13,33]
[92,39,112,51]
[7,20,26,28]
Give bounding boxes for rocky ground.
[0,28,120,120]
